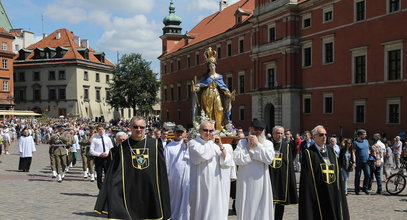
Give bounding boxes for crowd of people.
[4,116,407,220]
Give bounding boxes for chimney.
[55,32,61,39]
[74,36,81,47]
[81,39,89,48]
[219,0,228,11]
[42,33,47,39]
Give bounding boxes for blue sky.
[2,0,239,73]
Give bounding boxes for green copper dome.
[163,0,182,25]
[162,0,182,35]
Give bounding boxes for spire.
[163,0,182,35]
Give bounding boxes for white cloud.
[95,15,162,62]
[43,4,88,24]
[186,0,240,12]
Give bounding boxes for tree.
[108,53,160,117]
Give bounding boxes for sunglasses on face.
[318,133,328,137]
[133,125,145,129]
[201,128,214,133]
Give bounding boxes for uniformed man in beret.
[49,125,74,182]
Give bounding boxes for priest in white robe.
[18,128,36,172]
[189,121,234,220]
[233,120,275,220]
[164,125,190,220]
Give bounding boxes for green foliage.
[107,53,160,117]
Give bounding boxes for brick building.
[0,28,15,110]
[160,0,407,138]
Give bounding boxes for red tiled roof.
[163,0,254,56]
[24,28,113,66]
[0,27,13,37]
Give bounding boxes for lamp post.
[6,95,14,110]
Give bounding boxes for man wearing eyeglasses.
[299,125,349,220]
[269,126,298,220]
[164,125,190,220]
[189,121,234,220]
[233,119,275,220]
[94,116,171,220]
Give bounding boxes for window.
[269,26,276,42]
[33,88,41,101]
[388,0,400,13]
[324,42,334,64]
[84,71,89,81]
[177,59,181,70]
[323,7,333,22]
[170,86,174,101]
[3,81,9,91]
[49,71,56,80]
[187,56,191,68]
[170,62,174,72]
[2,42,7,50]
[387,98,400,124]
[187,82,191,99]
[163,64,167,74]
[58,70,65,80]
[33,72,40,81]
[106,74,110,83]
[49,89,56,101]
[355,0,365,21]
[387,49,401,80]
[59,88,66,100]
[227,41,232,56]
[166,110,170,120]
[84,88,89,100]
[354,56,366,83]
[302,41,312,67]
[2,59,7,69]
[177,84,181,100]
[239,72,245,94]
[354,99,366,123]
[196,53,200,65]
[324,93,333,114]
[164,87,168,101]
[351,46,368,84]
[383,40,403,81]
[303,94,311,114]
[96,73,100,82]
[239,37,244,53]
[239,106,245,121]
[177,109,181,120]
[302,14,311,28]
[322,34,335,64]
[19,72,25,82]
[96,89,101,101]
[16,89,26,102]
[217,46,221,59]
[227,74,233,91]
[267,68,276,89]
[106,90,111,100]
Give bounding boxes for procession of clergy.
[86,116,348,220]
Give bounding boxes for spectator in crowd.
[339,138,355,195]
[353,129,371,195]
[369,136,384,194]
[392,136,402,169]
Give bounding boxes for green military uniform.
[79,132,95,178]
[49,131,74,175]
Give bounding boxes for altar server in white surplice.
[18,128,36,172]
[189,121,234,220]
[234,119,275,220]
[164,125,190,220]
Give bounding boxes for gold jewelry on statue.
[204,47,217,63]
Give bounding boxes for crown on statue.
[204,47,217,63]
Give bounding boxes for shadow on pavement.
[27,178,54,182]
[4,169,21,172]
[61,192,97,197]
[27,174,50,178]
[72,211,103,218]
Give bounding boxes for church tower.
[160,0,184,54]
